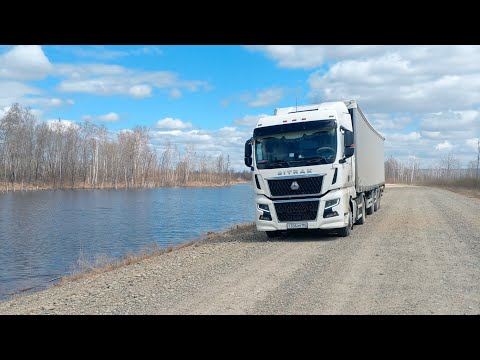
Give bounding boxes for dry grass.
[181,180,250,187]
[57,222,256,286]
[410,178,480,200]
[385,183,418,188]
[0,180,250,193]
[435,186,480,200]
[0,181,52,192]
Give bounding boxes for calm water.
[0,184,254,299]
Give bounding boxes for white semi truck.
[244,100,385,237]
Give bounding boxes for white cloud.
[420,110,479,132]
[247,45,388,69]
[0,81,43,110]
[30,109,44,119]
[131,46,163,56]
[61,46,163,60]
[234,114,269,127]
[0,45,53,80]
[57,65,207,99]
[0,106,10,118]
[97,112,119,122]
[466,138,479,151]
[435,140,454,151]
[388,132,421,142]
[50,98,63,107]
[129,84,152,98]
[46,119,79,130]
[156,117,193,129]
[66,99,75,105]
[369,113,412,131]
[250,45,480,114]
[71,46,129,60]
[0,91,74,112]
[0,81,42,99]
[169,88,182,99]
[55,63,126,77]
[248,87,284,107]
[150,125,253,170]
[307,48,480,113]
[82,112,120,122]
[420,131,442,140]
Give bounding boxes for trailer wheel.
[338,203,353,237]
[266,231,281,239]
[373,189,379,212]
[377,191,381,210]
[355,195,366,225]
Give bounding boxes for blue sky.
[1,45,479,169]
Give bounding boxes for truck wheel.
[266,231,280,238]
[377,191,381,210]
[355,195,366,225]
[366,192,374,215]
[338,205,353,237]
[373,189,379,212]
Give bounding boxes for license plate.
[287,222,308,229]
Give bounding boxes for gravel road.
[1,185,479,314]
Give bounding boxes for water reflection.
[0,184,254,299]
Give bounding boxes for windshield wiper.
[265,160,291,168]
[305,157,328,164]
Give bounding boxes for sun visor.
[253,119,336,138]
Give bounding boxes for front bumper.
[255,190,348,231]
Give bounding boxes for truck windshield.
[255,128,337,169]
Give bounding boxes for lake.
[0,183,254,299]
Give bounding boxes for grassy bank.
[57,223,256,287]
[0,180,251,193]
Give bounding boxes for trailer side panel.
[352,107,385,192]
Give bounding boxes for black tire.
[377,190,381,210]
[366,192,374,215]
[373,190,379,212]
[355,195,366,225]
[338,204,353,237]
[266,231,280,238]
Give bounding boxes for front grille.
[268,176,323,197]
[274,201,319,222]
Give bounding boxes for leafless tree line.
[385,146,480,189]
[0,103,250,192]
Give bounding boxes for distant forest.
[385,151,480,190]
[0,104,251,192]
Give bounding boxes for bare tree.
[476,139,480,180]
[0,103,249,191]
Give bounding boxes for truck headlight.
[258,204,270,212]
[324,198,340,209]
[258,204,272,221]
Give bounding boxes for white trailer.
[244,99,385,237]
[347,99,385,215]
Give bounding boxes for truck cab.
[244,100,384,238]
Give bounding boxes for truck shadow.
[264,230,343,242]
[205,225,345,245]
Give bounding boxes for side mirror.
[343,129,354,160]
[344,130,354,147]
[244,139,253,168]
[344,146,354,158]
